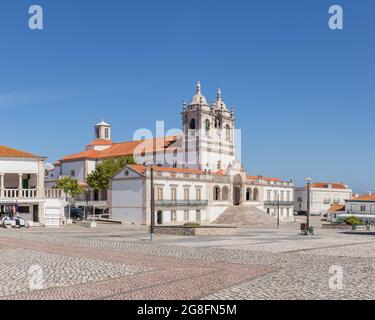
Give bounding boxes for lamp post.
[150,165,155,241]
[306,177,312,235]
[277,193,280,229]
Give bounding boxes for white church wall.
[61,161,85,182]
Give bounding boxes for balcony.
[1,189,38,199]
[155,200,208,208]
[264,201,294,207]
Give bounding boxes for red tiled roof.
[328,204,346,213]
[310,182,349,190]
[86,140,113,147]
[350,194,375,202]
[61,136,179,162]
[247,175,282,182]
[0,146,43,158]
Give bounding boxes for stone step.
[213,205,277,226]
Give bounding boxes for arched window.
[215,113,222,128]
[222,186,229,201]
[226,124,231,141]
[190,119,196,130]
[205,119,210,135]
[246,188,252,201]
[213,186,221,201]
[253,188,259,201]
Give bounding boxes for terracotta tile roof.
[247,175,282,182]
[328,204,346,213]
[86,140,113,147]
[61,136,179,162]
[310,182,349,190]
[0,146,43,158]
[349,194,375,202]
[62,150,101,161]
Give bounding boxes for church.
[47,82,294,226]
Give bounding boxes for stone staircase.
[213,205,277,227]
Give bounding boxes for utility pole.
[150,166,155,241]
[306,177,312,235]
[277,193,280,229]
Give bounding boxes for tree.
[56,177,84,199]
[86,156,135,192]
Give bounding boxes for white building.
[109,83,295,225]
[0,146,66,227]
[294,182,352,216]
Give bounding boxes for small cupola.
[94,120,111,141]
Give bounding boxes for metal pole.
[150,166,155,241]
[306,180,311,235]
[277,193,280,229]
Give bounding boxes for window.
[361,206,366,212]
[95,128,100,139]
[215,113,222,128]
[205,119,210,135]
[171,187,177,201]
[226,124,231,141]
[184,188,190,201]
[190,119,196,130]
[70,170,75,177]
[156,187,164,201]
[324,198,331,204]
[267,190,271,201]
[184,210,189,222]
[196,189,201,201]
[287,191,291,202]
[171,210,177,222]
[105,128,109,139]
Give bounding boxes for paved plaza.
[0,221,374,300]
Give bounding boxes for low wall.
[322,224,352,230]
[154,226,238,236]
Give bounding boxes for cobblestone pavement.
[0,224,374,299]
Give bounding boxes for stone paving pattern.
[0,221,373,300]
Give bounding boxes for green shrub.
[183,223,201,228]
[343,216,364,226]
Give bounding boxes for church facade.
[47,82,294,225]
[109,82,295,225]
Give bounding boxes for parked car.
[70,207,85,220]
[2,216,29,228]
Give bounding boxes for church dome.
[189,81,208,106]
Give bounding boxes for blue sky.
[0,0,374,192]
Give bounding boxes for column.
[0,173,4,198]
[18,173,23,198]
[35,173,39,198]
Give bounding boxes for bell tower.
[94,120,111,141]
[182,82,236,171]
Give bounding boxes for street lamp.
[277,192,280,229]
[305,177,312,235]
[150,165,155,241]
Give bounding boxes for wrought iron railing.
[264,201,294,207]
[155,200,208,207]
